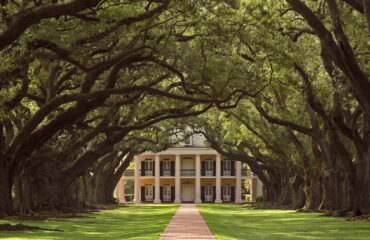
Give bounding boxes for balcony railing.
[123,169,134,177]
[222,169,236,176]
[181,169,195,176]
[205,170,214,176]
[241,169,255,176]
[135,167,251,177]
[162,169,171,176]
[144,170,153,176]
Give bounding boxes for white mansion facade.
[115,134,263,203]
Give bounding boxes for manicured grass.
[198,204,370,240]
[0,204,178,240]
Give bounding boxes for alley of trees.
[0,0,369,217]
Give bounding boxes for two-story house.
[115,134,263,203]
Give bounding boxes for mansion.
[115,134,263,203]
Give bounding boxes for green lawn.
[198,204,370,240]
[0,204,178,240]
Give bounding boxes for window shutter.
[171,161,175,176]
[152,186,155,202]
[160,186,163,202]
[201,161,205,176]
[141,187,145,202]
[231,186,235,202]
[153,162,155,176]
[213,186,216,202]
[201,186,205,202]
[141,161,145,176]
[160,161,163,176]
[221,186,224,201]
[213,161,216,176]
[231,161,235,176]
[221,161,224,176]
[171,186,175,202]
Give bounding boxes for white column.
[195,154,202,203]
[215,154,222,203]
[257,178,263,197]
[133,156,140,203]
[174,155,181,203]
[235,161,242,203]
[251,177,257,202]
[114,184,119,200]
[119,179,126,203]
[154,154,161,203]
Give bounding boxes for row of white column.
[133,154,242,203]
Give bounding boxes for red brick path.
[159,204,215,240]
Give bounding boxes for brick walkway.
[159,204,215,240]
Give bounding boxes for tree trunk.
[0,161,15,216]
[304,174,322,210]
[13,175,36,215]
[291,176,306,209]
[353,150,370,215]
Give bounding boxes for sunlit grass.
[0,204,178,240]
[198,204,370,240]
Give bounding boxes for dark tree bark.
[0,159,14,216]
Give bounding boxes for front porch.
[116,177,243,203]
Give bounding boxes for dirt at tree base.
[0,223,63,232]
[345,215,370,222]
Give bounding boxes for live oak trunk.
[353,150,370,215]
[291,175,306,209]
[0,161,14,216]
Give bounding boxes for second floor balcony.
[181,169,195,176]
[204,169,214,176]
[222,169,235,176]
[162,169,172,176]
[141,169,154,176]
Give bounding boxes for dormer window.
[183,136,192,146]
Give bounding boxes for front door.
[145,185,153,202]
[182,183,194,202]
[223,185,231,202]
[163,186,171,202]
[204,186,213,202]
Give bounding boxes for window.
[145,160,153,170]
[205,161,213,170]
[224,161,231,170]
[205,160,213,176]
[184,136,192,145]
[223,160,231,176]
[163,160,171,176]
[144,160,153,176]
[163,161,171,170]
